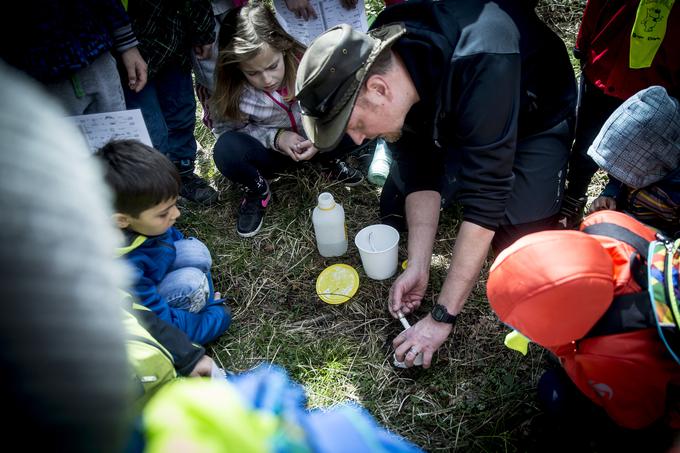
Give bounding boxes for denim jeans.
[157,238,212,313]
[124,65,197,162]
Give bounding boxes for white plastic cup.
[354,224,400,280]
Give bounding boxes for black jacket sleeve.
[132,305,206,376]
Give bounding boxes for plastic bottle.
[367,138,392,186]
[312,192,348,257]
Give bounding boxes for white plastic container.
[312,192,347,257]
[354,224,400,280]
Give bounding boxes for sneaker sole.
[237,218,264,238]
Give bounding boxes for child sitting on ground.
[586,86,680,234]
[211,2,363,238]
[96,140,231,345]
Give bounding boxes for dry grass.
[183,1,591,451]
[181,164,550,451]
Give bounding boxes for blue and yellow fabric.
[143,365,423,453]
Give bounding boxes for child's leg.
[213,132,288,237]
[213,131,288,191]
[157,267,209,313]
[46,52,126,115]
[163,238,212,311]
[172,238,212,273]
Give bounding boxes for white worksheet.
[274,0,368,46]
[69,109,152,153]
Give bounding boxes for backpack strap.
[582,222,650,288]
[582,223,650,258]
[585,292,656,338]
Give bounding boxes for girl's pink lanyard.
[265,88,299,134]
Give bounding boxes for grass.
[183,1,595,451]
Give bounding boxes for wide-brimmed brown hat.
[295,23,406,151]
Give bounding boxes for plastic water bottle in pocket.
[367,138,392,186]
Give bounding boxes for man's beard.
[382,130,402,143]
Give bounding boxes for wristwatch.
[431,304,457,324]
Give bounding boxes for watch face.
[432,304,445,321]
[432,304,455,323]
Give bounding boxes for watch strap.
[431,303,457,324]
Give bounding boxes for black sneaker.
[330,160,364,186]
[180,172,218,205]
[236,184,271,238]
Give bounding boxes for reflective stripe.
[504,330,530,355]
[630,0,675,68]
[116,234,148,257]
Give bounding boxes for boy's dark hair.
[95,140,180,217]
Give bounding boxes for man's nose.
[347,130,365,145]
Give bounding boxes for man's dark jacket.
[373,0,577,229]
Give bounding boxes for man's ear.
[113,213,131,229]
[364,75,390,100]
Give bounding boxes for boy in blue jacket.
[97,140,231,344]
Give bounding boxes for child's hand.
[189,355,216,377]
[284,0,317,19]
[294,140,319,161]
[339,0,358,9]
[276,131,306,161]
[120,47,148,92]
[587,196,616,214]
[214,292,229,314]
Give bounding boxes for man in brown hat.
[296,0,577,368]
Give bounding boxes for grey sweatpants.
[46,52,126,115]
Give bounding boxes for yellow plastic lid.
[315,264,360,304]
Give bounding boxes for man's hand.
[120,47,148,93]
[284,0,317,20]
[587,195,616,214]
[389,265,428,317]
[194,43,213,60]
[189,355,216,377]
[393,315,452,369]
